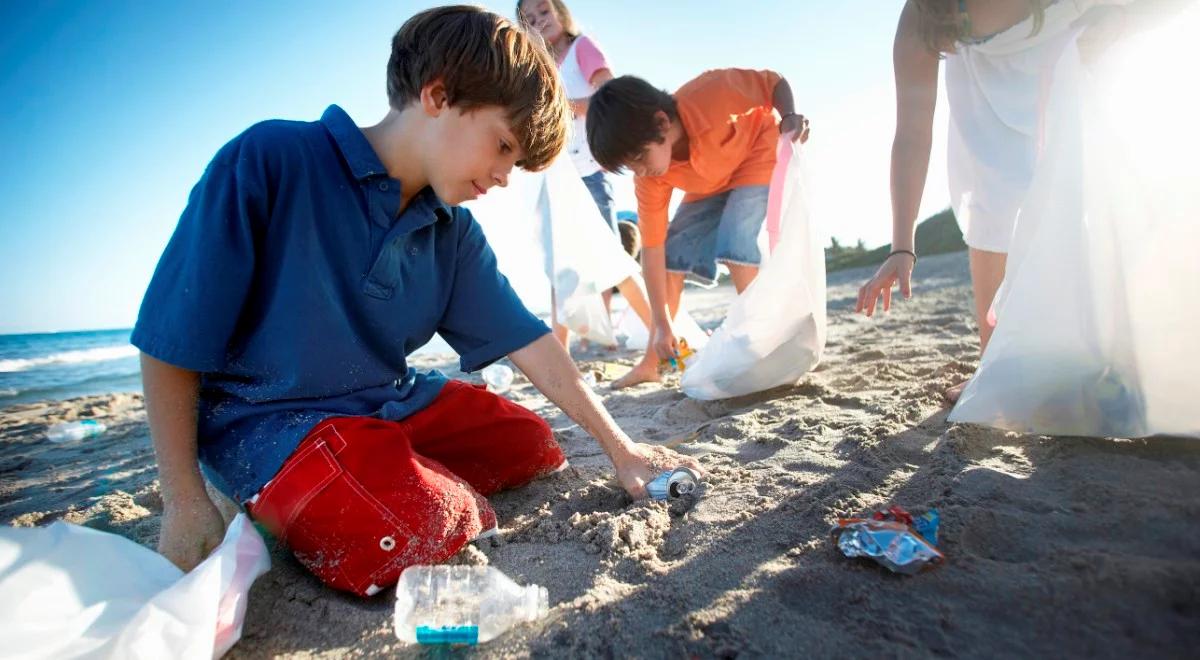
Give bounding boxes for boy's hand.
[611,442,705,499]
[780,113,811,144]
[856,252,915,316]
[651,316,681,365]
[158,493,226,572]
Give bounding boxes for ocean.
[0,329,459,408]
[0,329,142,407]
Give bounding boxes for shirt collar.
[321,104,387,180]
[410,188,455,226]
[666,96,714,179]
[320,104,453,226]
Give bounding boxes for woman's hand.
[856,252,916,316]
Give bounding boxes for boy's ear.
[420,79,450,117]
[654,110,671,143]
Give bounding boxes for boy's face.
[520,0,564,43]
[625,139,673,178]
[421,84,523,205]
[622,110,674,178]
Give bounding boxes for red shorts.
[246,380,565,596]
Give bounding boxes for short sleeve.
[574,35,611,87]
[719,68,781,108]
[634,176,673,248]
[438,210,550,372]
[130,132,267,372]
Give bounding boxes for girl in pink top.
[518,0,653,350]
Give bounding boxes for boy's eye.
[500,141,512,154]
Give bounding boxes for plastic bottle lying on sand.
[395,565,549,645]
[481,364,514,394]
[45,420,106,443]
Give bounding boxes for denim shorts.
[581,171,617,234]
[665,185,769,286]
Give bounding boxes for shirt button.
[410,247,418,255]
[378,182,389,192]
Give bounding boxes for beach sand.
[3,251,1198,658]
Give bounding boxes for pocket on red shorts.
[248,423,416,596]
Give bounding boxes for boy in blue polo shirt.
[133,6,701,597]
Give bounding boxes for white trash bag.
[616,303,709,352]
[538,156,640,345]
[466,155,640,346]
[682,138,827,400]
[0,513,270,659]
[950,19,1200,438]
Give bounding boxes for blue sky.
[0,1,950,334]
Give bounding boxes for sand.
[3,250,1198,658]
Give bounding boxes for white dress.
[558,36,603,177]
[944,0,1088,252]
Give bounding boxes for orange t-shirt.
[634,68,782,248]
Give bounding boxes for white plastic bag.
[466,156,640,345]
[950,19,1200,438]
[538,156,640,345]
[616,304,709,352]
[0,513,270,659]
[681,139,827,399]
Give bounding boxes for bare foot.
[612,356,661,389]
[944,379,969,403]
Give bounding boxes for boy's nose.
[492,170,509,188]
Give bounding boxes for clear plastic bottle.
[45,419,106,443]
[394,565,549,645]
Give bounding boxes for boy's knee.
[501,406,564,479]
[516,406,553,440]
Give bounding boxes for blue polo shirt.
[132,105,549,501]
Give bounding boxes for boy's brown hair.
[587,76,678,173]
[387,5,569,171]
[617,220,641,259]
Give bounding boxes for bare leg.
[550,290,570,352]
[615,276,653,330]
[947,247,1007,402]
[552,322,570,351]
[588,289,615,351]
[725,263,760,294]
[665,271,684,318]
[612,271,686,389]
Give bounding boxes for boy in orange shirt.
[587,70,810,387]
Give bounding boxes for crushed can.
[646,467,701,500]
[831,506,943,575]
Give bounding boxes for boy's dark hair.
[387,5,569,171]
[617,220,641,259]
[586,76,678,173]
